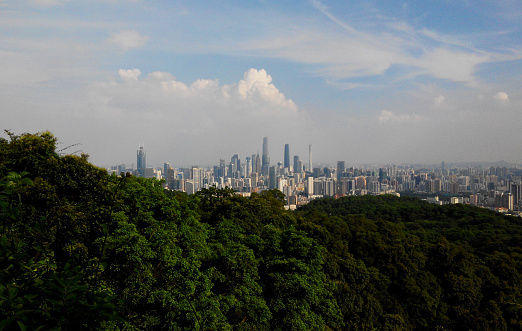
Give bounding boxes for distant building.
[137,144,146,177]
[269,166,277,189]
[262,137,270,176]
[337,161,345,181]
[284,144,290,170]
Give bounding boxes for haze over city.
[2,1,522,167]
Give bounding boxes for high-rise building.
[219,159,226,178]
[262,137,270,175]
[337,161,345,181]
[191,166,203,192]
[269,166,277,189]
[246,156,252,177]
[251,154,257,173]
[255,154,261,174]
[231,154,240,174]
[284,144,290,170]
[137,144,146,177]
[163,163,170,179]
[293,155,300,173]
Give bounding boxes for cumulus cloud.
[493,91,509,101]
[108,30,148,51]
[83,68,305,166]
[236,69,298,112]
[118,68,141,82]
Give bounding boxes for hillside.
[1,132,521,330]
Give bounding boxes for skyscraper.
[293,155,300,173]
[255,154,261,174]
[246,156,252,177]
[163,163,170,179]
[284,144,290,170]
[269,165,277,189]
[262,137,270,176]
[337,161,345,181]
[137,144,146,177]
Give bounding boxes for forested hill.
[1,132,521,330]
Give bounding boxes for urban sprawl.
[108,137,522,215]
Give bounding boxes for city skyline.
[130,138,521,170]
[2,1,522,167]
[122,138,522,214]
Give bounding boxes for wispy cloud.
[378,110,421,124]
[241,0,521,87]
[494,91,509,101]
[108,30,149,51]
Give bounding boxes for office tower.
[308,144,312,172]
[262,137,270,175]
[137,144,146,177]
[337,161,345,181]
[231,154,239,173]
[433,178,442,193]
[307,176,314,196]
[117,164,126,175]
[502,193,514,210]
[166,167,175,189]
[191,167,203,192]
[511,182,522,207]
[246,156,252,177]
[378,167,388,183]
[255,154,261,174]
[284,144,290,170]
[163,163,170,179]
[293,155,300,173]
[269,166,277,189]
[356,176,366,190]
[251,154,257,173]
[219,159,226,178]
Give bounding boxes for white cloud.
[378,109,420,124]
[415,48,489,84]
[493,91,509,101]
[235,69,298,112]
[108,30,149,51]
[118,68,141,82]
[239,2,520,88]
[82,68,305,166]
[435,95,445,106]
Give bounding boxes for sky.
[2,0,522,168]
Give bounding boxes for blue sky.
[2,0,522,167]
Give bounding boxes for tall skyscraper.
[163,163,170,178]
[137,144,146,177]
[255,154,261,174]
[269,165,277,189]
[337,161,345,181]
[246,156,252,177]
[308,144,312,172]
[293,155,300,173]
[284,144,290,170]
[231,154,239,173]
[262,137,270,176]
[219,159,226,178]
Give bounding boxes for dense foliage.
[1,131,521,330]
